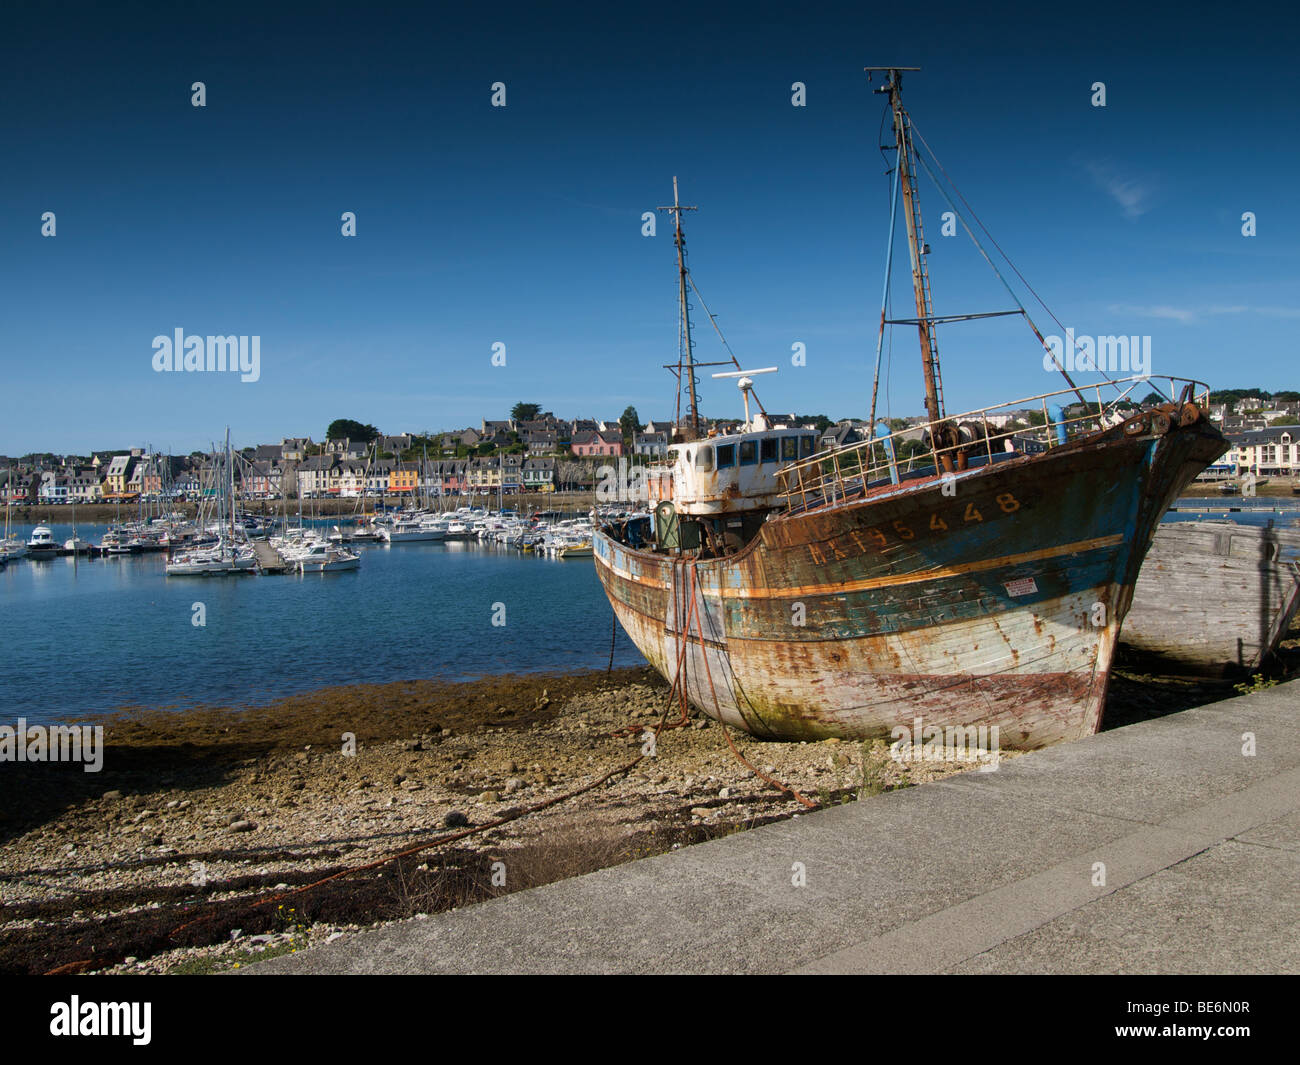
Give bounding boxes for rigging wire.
[906,144,1087,407]
[908,119,1160,404]
[686,272,768,416]
[868,141,903,434]
[686,273,741,371]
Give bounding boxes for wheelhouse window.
[800,435,815,458]
[739,440,758,466]
[695,446,714,471]
[716,443,736,468]
[760,438,778,463]
[781,436,798,460]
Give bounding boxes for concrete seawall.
[253,681,1300,975]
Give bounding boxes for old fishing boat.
[592,68,1227,749]
[1122,520,1300,675]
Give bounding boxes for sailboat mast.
[660,177,700,438]
[226,427,235,552]
[879,68,945,429]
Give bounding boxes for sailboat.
[1,468,28,561]
[64,501,92,554]
[592,68,1227,749]
[166,431,256,576]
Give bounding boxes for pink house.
[571,429,624,457]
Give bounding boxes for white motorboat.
[26,525,59,556]
[296,542,361,573]
[99,529,136,554]
[378,517,444,542]
[328,522,385,543]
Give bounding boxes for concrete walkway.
[254,682,1300,974]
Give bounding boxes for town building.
[633,431,668,458]
[1224,426,1300,477]
[571,429,624,457]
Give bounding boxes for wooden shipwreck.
[593,68,1227,749]
[1122,520,1300,675]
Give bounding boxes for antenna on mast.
[712,367,777,429]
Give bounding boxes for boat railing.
[778,375,1212,514]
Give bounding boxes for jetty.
[251,540,288,573]
[252,680,1300,974]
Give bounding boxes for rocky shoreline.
[0,662,1257,975]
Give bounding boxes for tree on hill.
[1207,388,1272,405]
[1268,416,1299,427]
[795,413,833,433]
[619,405,642,442]
[326,419,379,442]
[511,402,542,422]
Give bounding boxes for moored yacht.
[165,545,257,576]
[26,525,59,556]
[378,516,444,542]
[295,541,362,573]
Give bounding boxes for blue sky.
[2,0,1297,454]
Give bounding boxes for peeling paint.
[596,416,1227,748]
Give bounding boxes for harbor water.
[0,522,645,723]
[3,500,1297,724]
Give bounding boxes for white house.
[1224,426,1300,476]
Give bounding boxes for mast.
[226,427,235,557]
[874,67,945,430]
[659,177,700,438]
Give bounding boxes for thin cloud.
[1108,303,1196,323]
[1109,303,1300,324]
[1085,160,1152,219]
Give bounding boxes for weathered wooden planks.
[1122,521,1300,674]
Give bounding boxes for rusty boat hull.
[595,414,1227,748]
